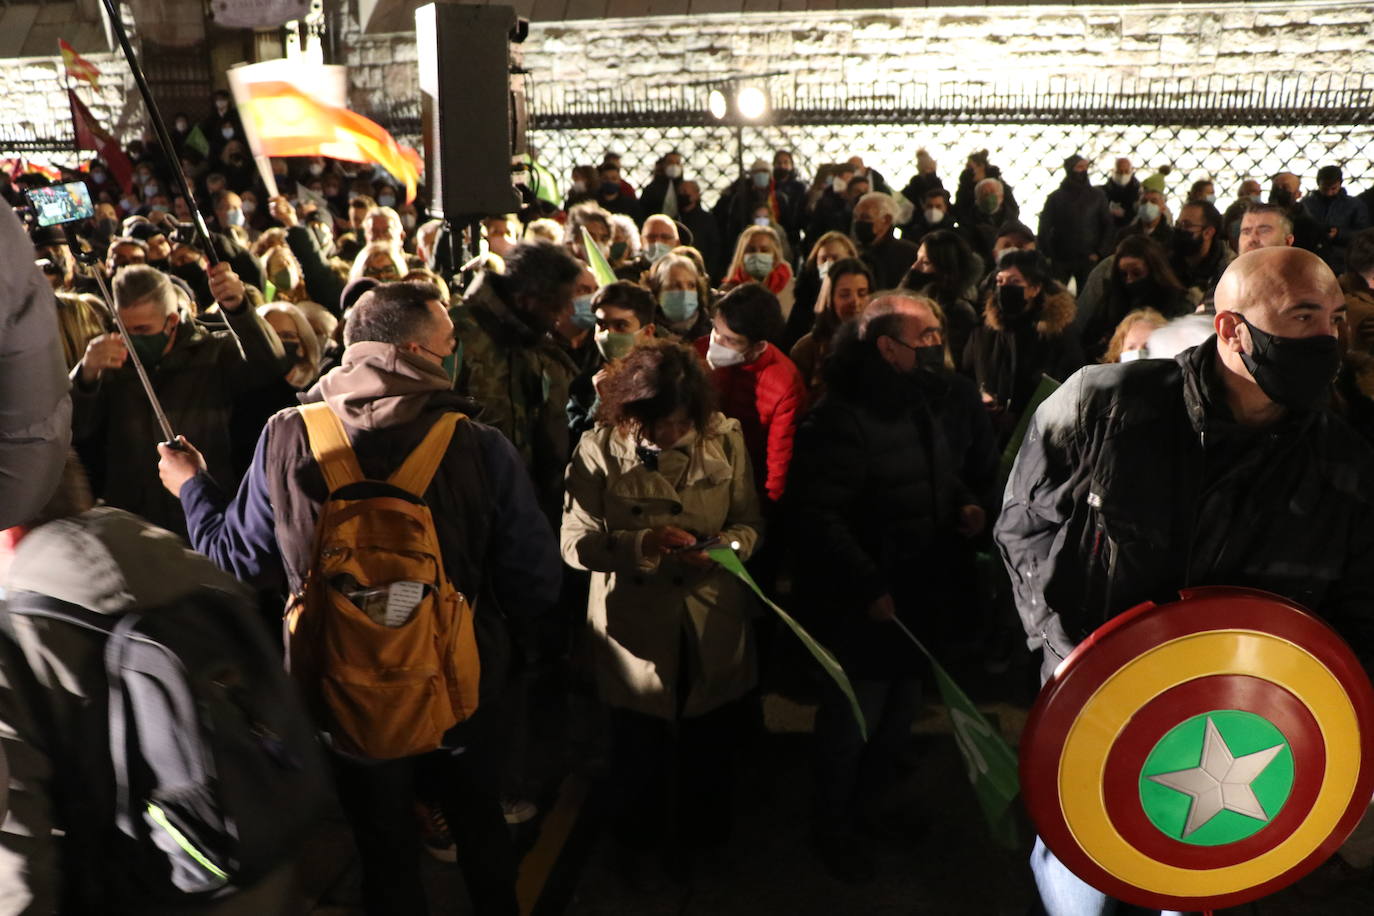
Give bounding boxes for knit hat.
[1141,172,1168,194]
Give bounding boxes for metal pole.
[97,0,220,269]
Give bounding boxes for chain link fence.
[525,71,1374,224]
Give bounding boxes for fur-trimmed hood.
[983,286,1077,337]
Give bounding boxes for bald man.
[997,247,1374,915]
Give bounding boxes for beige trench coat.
[561,413,764,719]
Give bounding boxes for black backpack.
[2,586,333,903]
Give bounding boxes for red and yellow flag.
[235,80,420,203]
[59,39,100,90]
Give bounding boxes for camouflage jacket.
[452,275,577,521]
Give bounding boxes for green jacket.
[452,275,577,521]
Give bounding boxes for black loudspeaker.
[415,2,524,221]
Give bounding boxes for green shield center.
[1138,709,1293,846]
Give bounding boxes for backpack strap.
[298,403,364,493]
[388,412,466,498]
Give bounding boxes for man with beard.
[1168,200,1235,305]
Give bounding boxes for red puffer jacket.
[694,337,807,504]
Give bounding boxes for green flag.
[707,547,866,741]
[997,374,1061,488]
[184,124,209,158]
[580,226,617,287]
[891,618,1020,847]
[528,156,560,206]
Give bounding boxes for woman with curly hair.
[561,338,764,886]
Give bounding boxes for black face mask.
[852,219,878,247]
[1068,171,1089,185]
[1122,277,1159,306]
[915,344,947,373]
[600,181,620,198]
[1173,232,1204,257]
[774,168,794,182]
[998,284,1028,318]
[282,341,302,362]
[1270,187,1294,208]
[1236,314,1339,412]
[677,195,696,212]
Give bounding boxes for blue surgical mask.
[226,207,245,227]
[571,294,596,331]
[1138,202,1161,224]
[378,193,397,208]
[661,289,699,324]
[646,242,673,263]
[743,252,774,279]
[752,172,770,189]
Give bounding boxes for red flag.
[68,89,133,194]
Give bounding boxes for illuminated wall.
[339,1,1374,220]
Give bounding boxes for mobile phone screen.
[26,181,96,227]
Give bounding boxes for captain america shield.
[1020,587,1374,911]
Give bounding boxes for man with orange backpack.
[157,280,561,915]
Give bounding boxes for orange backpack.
[285,402,481,759]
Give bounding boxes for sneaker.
[416,802,457,862]
[501,797,537,825]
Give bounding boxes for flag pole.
[97,0,220,270]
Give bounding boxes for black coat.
[1038,178,1115,262]
[787,332,974,677]
[996,337,1374,682]
[860,234,920,290]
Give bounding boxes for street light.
[737,86,768,120]
[708,89,728,121]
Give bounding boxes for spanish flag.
[59,39,100,90]
[229,61,420,203]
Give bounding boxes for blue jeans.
[1031,836,1195,916]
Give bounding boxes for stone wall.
[0,50,140,167]
[337,0,1374,221]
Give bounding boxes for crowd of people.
[3,102,1374,916]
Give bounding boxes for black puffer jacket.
[996,337,1374,682]
[787,329,974,677]
[1038,177,1115,262]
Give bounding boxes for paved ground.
[408,635,1374,915]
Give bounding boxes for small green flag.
[580,226,617,288]
[708,547,867,741]
[529,157,560,206]
[892,618,1020,847]
[997,374,1061,488]
[184,124,210,158]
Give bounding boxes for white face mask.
[753,216,772,227]
[832,177,848,194]
[1111,171,1133,186]
[818,260,833,278]
[664,164,682,180]
[1138,202,1161,224]
[1119,348,1146,362]
[706,331,747,369]
[924,207,946,225]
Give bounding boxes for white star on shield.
[1147,717,1285,838]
